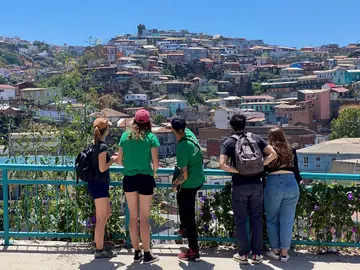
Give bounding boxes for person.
[171,116,205,262]
[219,114,277,265]
[88,117,118,259]
[264,127,302,262]
[117,109,160,264]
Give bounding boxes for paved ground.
[0,241,360,270]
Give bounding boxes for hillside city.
[1,25,360,178]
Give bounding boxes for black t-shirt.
[265,148,302,183]
[220,133,268,186]
[92,141,111,183]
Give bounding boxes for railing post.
[2,169,9,246]
[125,200,130,247]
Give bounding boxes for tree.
[137,24,146,37]
[153,115,166,125]
[329,106,360,139]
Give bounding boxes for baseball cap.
[170,115,186,130]
[134,109,150,124]
[93,117,112,130]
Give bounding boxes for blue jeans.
[232,184,263,256]
[264,173,299,251]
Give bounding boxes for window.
[46,92,50,97]
[316,164,321,168]
[331,158,336,161]
[304,157,309,164]
[36,91,40,97]
[316,157,321,161]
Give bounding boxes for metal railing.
[1,164,360,247]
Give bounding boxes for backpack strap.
[179,137,204,165]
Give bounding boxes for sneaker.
[178,249,201,262]
[251,254,264,264]
[90,242,113,253]
[94,248,117,259]
[134,250,143,263]
[233,254,249,265]
[178,228,188,238]
[143,252,159,264]
[265,250,280,260]
[281,254,290,262]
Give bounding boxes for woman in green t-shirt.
[117,109,160,264]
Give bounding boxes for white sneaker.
[233,254,249,265]
[265,250,280,260]
[281,254,290,262]
[251,254,264,264]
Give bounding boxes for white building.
[125,93,148,103]
[214,107,266,129]
[280,67,304,79]
[0,84,16,100]
[314,69,334,80]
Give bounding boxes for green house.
[20,88,60,105]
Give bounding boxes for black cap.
[170,115,186,130]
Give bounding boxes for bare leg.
[139,194,153,252]
[125,192,140,251]
[94,197,111,250]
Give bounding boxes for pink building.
[298,89,330,128]
[275,101,313,128]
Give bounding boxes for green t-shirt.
[119,131,160,176]
[176,128,205,188]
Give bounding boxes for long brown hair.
[93,126,108,145]
[268,127,294,169]
[128,120,152,140]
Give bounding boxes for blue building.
[297,138,360,173]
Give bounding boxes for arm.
[151,147,159,174]
[172,167,188,189]
[263,145,277,166]
[293,149,302,184]
[150,134,160,174]
[117,147,124,166]
[219,154,239,174]
[98,151,116,173]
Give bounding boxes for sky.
[1,0,360,48]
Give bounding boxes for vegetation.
[153,115,166,125]
[330,106,360,139]
[198,182,360,244]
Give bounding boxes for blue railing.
[1,164,360,247]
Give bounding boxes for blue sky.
[1,0,359,48]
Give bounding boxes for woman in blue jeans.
[264,127,302,262]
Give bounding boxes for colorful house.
[20,88,60,105]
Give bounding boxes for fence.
[1,164,360,247]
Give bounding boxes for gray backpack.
[231,132,264,176]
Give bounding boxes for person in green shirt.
[117,109,160,264]
[171,116,205,262]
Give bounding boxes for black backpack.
[231,132,264,177]
[75,144,95,183]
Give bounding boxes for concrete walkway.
[0,241,360,270]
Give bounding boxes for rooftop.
[298,89,329,94]
[297,138,360,154]
[100,108,130,118]
[241,95,274,100]
[0,84,16,89]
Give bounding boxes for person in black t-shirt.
[88,117,118,259]
[219,114,277,265]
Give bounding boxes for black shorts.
[123,174,156,195]
[88,179,110,199]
